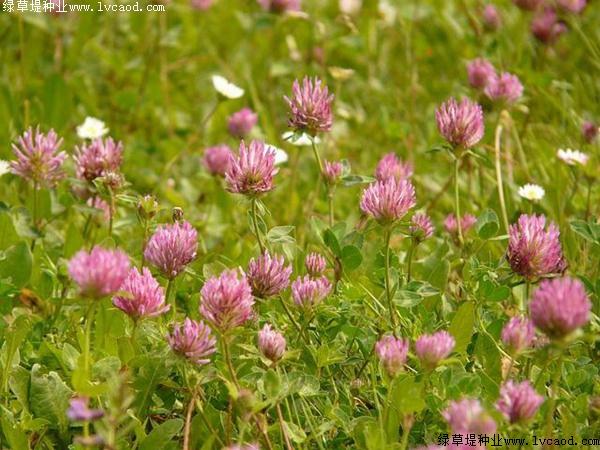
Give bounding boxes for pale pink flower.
[284,76,334,136]
[436,98,484,149]
[442,398,497,435]
[376,334,409,377]
[529,277,591,339]
[291,275,332,309]
[74,137,123,182]
[227,108,258,139]
[144,221,198,279]
[501,317,535,355]
[375,153,413,181]
[167,318,217,365]
[305,252,327,277]
[225,140,278,196]
[68,246,131,299]
[485,72,524,105]
[467,59,497,89]
[113,267,170,319]
[415,331,455,368]
[10,127,67,188]
[258,324,286,362]
[496,380,543,424]
[199,268,255,332]
[202,145,233,177]
[360,178,416,225]
[247,252,292,298]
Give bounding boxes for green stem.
[544,355,563,439]
[399,415,413,450]
[495,124,510,235]
[222,336,239,388]
[32,182,40,233]
[108,189,115,238]
[454,156,464,246]
[406,242,415,283]
[311,139,325,181]
[327,188,335,227]
[251,198,266,254]
[278,296,303,337]
[165,278,176,317]
[83,304,96,382]
[130,319,139,347]
[383,227,397,329]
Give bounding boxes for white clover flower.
[518,184,545,201]
[339,0,362,15]
[557,148,589,166]
[211,75,244,99]
[76,117,109,140]
[266,144,288,166]
[281,131,321,147]
[378,0,397,26]
[0,160,10,177]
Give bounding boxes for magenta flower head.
[167,318,217,365]
[514,0,544,10]
[376,334,409,378]
[375,153,413,182]
[529,277,591,340]
[67,396,104,422]
[360,178,417,226]
[291,275,332,309]
[436,98,484,150]
[227,108,258,139]
[496,380,543,424]
[113,267,170,319]
[199,268,255,333]
[485,72,524,105]
[582,121,598,143]
[506,214,566,281]
[323,160,343,186]
[467,59,497,89]
[144,221,198,280]
[557,0,586,13]
[10,127,67,188]
[74,137,123,183]
[305,252,327,277]
[501,317,535,355]
[258,324,286,363]
[445,213,477,236]
[410,213,434,242]
[226,140,278,196]
[442,398,498,435]
[258,0,301,13]
[202,144,233,177]
[415,331,455,369]
[284,76,334,136]
[482,4,502,30]
[247,251,292,298]
[531,8,567,45]
[68,246,131,299]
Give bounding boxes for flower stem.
[251,198,266,254]
[311,139,325,181]
[406,242,415,283]
[276,403,293,450]
[494,124,510,235]
[544,354,563,439]
[165,278,176,317]
[327,189,335,227]
[222,336,239,388]
[83,304,96,382]
[383,227,397,329]
[454,156,464,246]
[32,182,40,233]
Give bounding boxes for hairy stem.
[251,198,266,254]
[495,124,510,234]
[383,227,397,329]
[454,156,464,246]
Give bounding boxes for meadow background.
[0,0,599,449]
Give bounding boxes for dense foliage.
[0,1,599,449]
